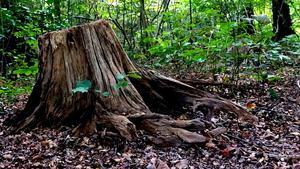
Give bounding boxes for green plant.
[114,71,142,89]
[72,79,111,96]
[268,89,279,98]
[72,79,92,93]
[0,77,34,103]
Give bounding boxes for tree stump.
[9,20,258,146]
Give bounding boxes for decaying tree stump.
[9,20,258,146]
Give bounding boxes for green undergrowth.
[0,76,35,103]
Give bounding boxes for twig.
[222,133,251,144]
[72,16,95,21]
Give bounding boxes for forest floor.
[0,68,300,169]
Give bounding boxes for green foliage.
[95,90,111,97]
[12,58,39,78]
[101,92,111,97]
[72,80,92,93]
[72,80,111,96]
[268,89,279,98]
[0,77,34,103]
[114,74,129,89]
[114,72,142,90]
[72,73,142,94]
[114,80,129,90]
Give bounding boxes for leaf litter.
[0,70,300,168]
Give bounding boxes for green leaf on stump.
[114,82,123,90]
[114,81,129,90]
[116,74,127,80]
[128,74,142,79]
[72,79,91,93]
[102,92,111,96]
[122,81,129,87]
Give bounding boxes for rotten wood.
[207,127,227,137]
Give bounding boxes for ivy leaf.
[278,54,290,60]
[114,81,129,90]
[128,74,142,79]
[116,74,127,80]
[95,90,110,96]
[122,81,129,87]
[72,79,91,93]
[13,69,32,76]
[268,89,279,98]
[193,55,206,62]
[267,76,282,81]
[114,82,123,90]
[102,92,111,96]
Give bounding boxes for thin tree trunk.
[240,2,255,35]
[272,0,296,41]
[54,0,61,20]
[139,0,149,53]
[156,0,171,37]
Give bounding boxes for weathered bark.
[9,20,258,146]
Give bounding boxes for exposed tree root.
[129,65,258,123]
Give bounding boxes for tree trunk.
[240,2,255,35]
[272,0,296,41]
[8,20,258,146]
[0,0,9,8]
[53,0,61,20]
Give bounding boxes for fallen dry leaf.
[113,157,125,163]
[32,155,44,160]
[221,149,231,157]
[41,140,49,147]
[242,131,250,138]
[178,114,188,120]
[205,142,217,148]
[293,121,300,125]
[246,103,256,109]
[32,163,41,167]
[290,132,300,136]
[3,154,13,159]
[41,140,57,149]
[175,159,189,169]
[221,146,236,157]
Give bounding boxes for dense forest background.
[0,0,299,101]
